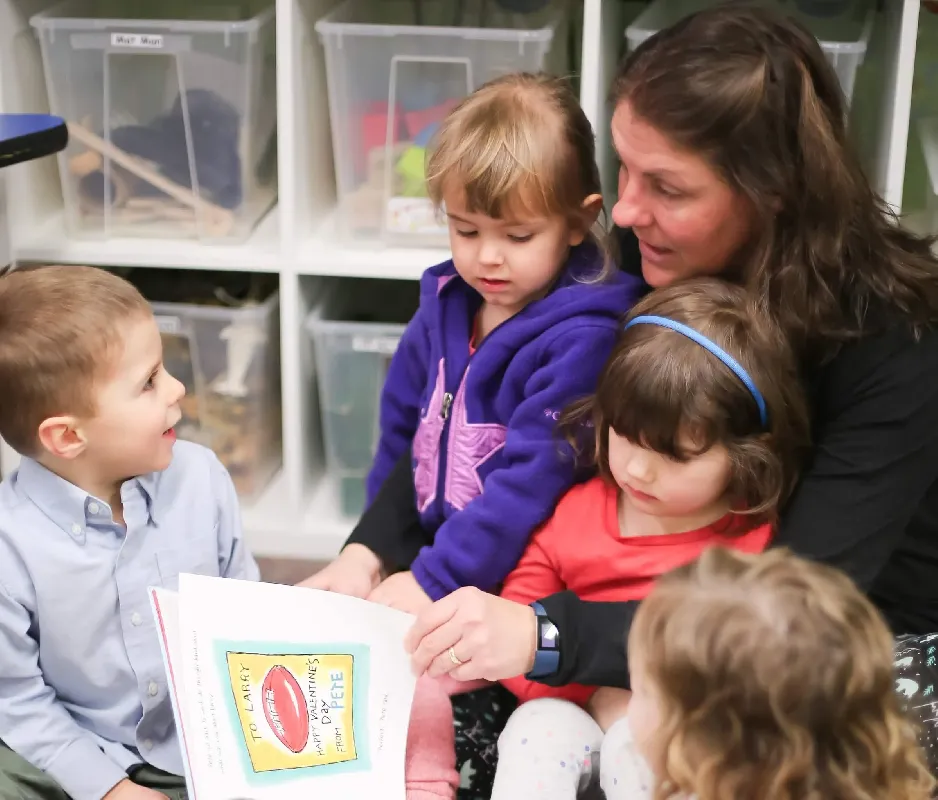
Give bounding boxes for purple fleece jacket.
[366,243,644,600]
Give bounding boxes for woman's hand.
[405,587,538,681]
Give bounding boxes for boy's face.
[79,313,185,479]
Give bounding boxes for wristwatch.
[525,601,561,679]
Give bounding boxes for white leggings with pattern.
[491,698,655,800]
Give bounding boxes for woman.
[329,5,938,796]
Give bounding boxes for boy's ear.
[569,193,605,246]
[37,416,88,460]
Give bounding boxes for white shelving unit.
[0,0,925,561]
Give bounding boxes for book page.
[149,587,197,796]
[163,574,418,800]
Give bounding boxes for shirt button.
[142,739,153,751]
[130,613,142,627]
[70,523,82,536]
[88,502,99,514]
[148,681,159,697]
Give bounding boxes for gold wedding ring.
[449,646,464,666]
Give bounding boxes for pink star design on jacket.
[413,360,445,512]
[444,366,506,511]
[412,361,508,514]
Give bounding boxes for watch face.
[539,619,559,651]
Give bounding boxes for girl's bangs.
[596,342,727,460]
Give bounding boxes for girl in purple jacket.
[308,71,643,800]
[309,73,642,618]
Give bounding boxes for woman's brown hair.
[563,278,810,524]
[630,547,936,800]
[613,3,938,360]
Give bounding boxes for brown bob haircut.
[563,278,810,525]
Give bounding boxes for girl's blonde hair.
[426,72,612,274]
[562,278,810,525]
[631,547,936,800]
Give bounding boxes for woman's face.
[610,101,756,288]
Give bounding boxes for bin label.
[154,315,181,335]
[111,33,164,49]
[386,197,447,236]
[351,335,400,355]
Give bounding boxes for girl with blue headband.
[405,277,811,799]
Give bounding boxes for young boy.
[0,266,260,800]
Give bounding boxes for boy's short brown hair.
[0,265,151,456]
[563,278,810,525]
[631,547,936,800]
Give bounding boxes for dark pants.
[0,743,187,800]
[452,684,517,800]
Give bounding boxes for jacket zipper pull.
[441,392,454,420]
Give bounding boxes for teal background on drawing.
[213,640,372,786]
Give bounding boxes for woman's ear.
[569,193,605,245]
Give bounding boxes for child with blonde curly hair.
[605,546,935,800]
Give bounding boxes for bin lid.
[626,0,873,55]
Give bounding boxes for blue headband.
[623,315,768,427]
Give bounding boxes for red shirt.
[499,477,772,705]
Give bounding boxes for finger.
[410,617,466,675]
[426,644,480,680]
[449,661,485,682]
[404,593,460,654]
[351,582,373,599]
[426,648,460,678]
[295,572,325,589]
[372,589,400,609]
[310,567,340,588]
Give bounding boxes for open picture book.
[149,574,418,799]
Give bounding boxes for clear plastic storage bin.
[625,0,873,108]
[32,0,277,243]
[142,277,281,502]
[306,282,418,517]
[316,0,564,247]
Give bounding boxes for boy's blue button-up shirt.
[0,440,259,800]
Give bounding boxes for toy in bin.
[66,90,245,238]
[343,98,457,234]
[124,270,282,500]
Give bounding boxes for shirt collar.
[15,458,160,542]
